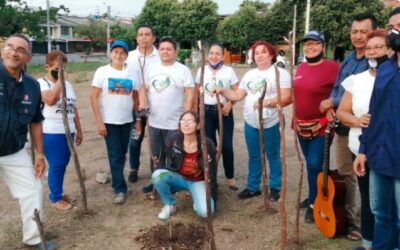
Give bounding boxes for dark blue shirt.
[0,61,44,156]
[330,51,368,107]
[359,55,400,178]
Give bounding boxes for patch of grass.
[27,62,106,76]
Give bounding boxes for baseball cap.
[302,30,325,43]
[111,40,129,54]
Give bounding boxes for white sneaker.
[113,193,126,204]
[158,204,176,220]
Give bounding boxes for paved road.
[30,53,109,65]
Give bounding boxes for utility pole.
[305,0,311,34]
[107,5,111,58]
[47,0,51,52]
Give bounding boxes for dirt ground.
[0,66,359,250]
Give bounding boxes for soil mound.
[135,222,209,250]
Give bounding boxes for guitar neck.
[322,122,332,195]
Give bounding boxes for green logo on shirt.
[247,78,266,94]
[152,76,171,93]
[204,79,225,94]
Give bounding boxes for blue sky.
[27,0,274,18]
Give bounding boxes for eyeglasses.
[179,120,196,125]
[303,41,322,47]
[3,44,29,56]
[365,44,387,52]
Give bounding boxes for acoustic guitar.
[313,122,347,238]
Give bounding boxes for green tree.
[240,0,270,13]
[217,4,265,52]
[171,0,219,45]
[310,0,386,47]
[0,0,68,39]
[110,23,136,48]
[133,0,179,39]
[75,20,107,50]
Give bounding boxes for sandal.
[227,179,239,191]
[347,230,362,241]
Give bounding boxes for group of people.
[1,7,400,250]
[293,9,400,250]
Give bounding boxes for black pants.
[129,116,146,171]
[352,153,374,242]
[205,104,235,179]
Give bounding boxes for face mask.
[50,69,59,80]
[389,28,400,52]
[368,55,388,70]
[305,52,323,63]
[208,61,223,70]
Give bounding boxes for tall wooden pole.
[33,209,47,250]
[58,57,89,213]
[286,4,305,244]
[198,40,217,250]
[258,82,269,211]
[25,62,36,165]
[274,66,288,249]
[215,94,223,163]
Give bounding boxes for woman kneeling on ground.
[152,111,217,220]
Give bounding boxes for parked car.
[275,50,286,68]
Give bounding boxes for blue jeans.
[244,122,281,192]
[370,169,400,250]
[44,133,73,203]
[104,123,132,194]
[298,136,325,205]
[152,169,215,218]
[205,105,235,179]
[129,116,146,171]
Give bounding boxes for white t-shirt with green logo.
[38,78,76,134]
[145,61,194,130]
[92,64,140,124]
[239,66,291,129]
[195,65,239,105]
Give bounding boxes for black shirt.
[0,62,44,156]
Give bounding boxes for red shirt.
[179,151,204,181]
[294,60,339,120]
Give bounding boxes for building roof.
[57,15,90,26]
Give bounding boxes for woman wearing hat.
[293,30,339,223]
[90,40,141,204]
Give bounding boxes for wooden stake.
[32,209,47,250]
[58,57,89,213]
[24,64,36,165]
[138,46,159,199]
[286,4,304,244]
[198,40,217,250]
[258,80,270,211]
[274,66,288,249]
[215,94,223,163]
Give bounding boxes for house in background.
[32,15,92,54]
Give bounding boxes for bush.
[177,49,191,64]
